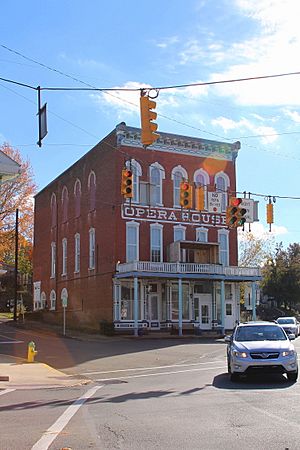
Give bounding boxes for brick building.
[33,122,261,334]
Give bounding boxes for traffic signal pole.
[13,208,19,322]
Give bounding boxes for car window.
[277,318,295,324]
[235,325,287,342]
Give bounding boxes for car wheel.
[287,371,298,382]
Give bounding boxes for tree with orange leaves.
[0,143,37,273]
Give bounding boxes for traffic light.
[180,181,193,208]
[140,95,160,146]
[226,197,246,228]
[195,186,205,211]
[121,168,133,198]
[266,203,274,224]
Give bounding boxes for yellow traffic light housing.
[195,186,205,211]
[267,203,274,224]
[140,95,160,147]
[180,181,193,209]
[121,168,133,198]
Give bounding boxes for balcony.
[116,261,261,279]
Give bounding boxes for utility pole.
[13,208,19,322]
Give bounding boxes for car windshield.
[277,318,295,324]
[235,325,287,342]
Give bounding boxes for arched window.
[41,291,46,309]
[74,179,81,218]
[61,186,69,223]
[62,238,67,276]
[171,165,188,208]
[50,290,56,310]
[194,169,209,210]
[126,160,142,203]
[150,162,165,206]
[215,172,230,212]
[74,233,80,273]
[89,228,96,269]
[88,171,96,212]
[50,193,57,228]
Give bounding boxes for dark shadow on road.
[101,389,175,403]
[213,372,296,390]
[0,320,226,371]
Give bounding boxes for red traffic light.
[124,170,132,177]
[230,197,242,207]
[182,182,189,191]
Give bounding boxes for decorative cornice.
[116,122,240,161]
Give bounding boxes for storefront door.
[194,294,212,330]
[147,293,160,329]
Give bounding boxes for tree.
[261,243,300,310]
[238,231,275,267]
[0,143,36,273]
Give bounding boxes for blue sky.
[1,0,300,249]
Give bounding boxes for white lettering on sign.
[121,204,227,228]
[208,192,222,213]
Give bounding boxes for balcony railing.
[116,261,261,278]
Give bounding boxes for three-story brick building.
[33,122,261,334]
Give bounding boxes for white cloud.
[238,222,288,240]
[211,116,278,144]
[91,82,153,117]
[283,109,300,123]
[156,36,179,48]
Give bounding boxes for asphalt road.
[1,320,300,449]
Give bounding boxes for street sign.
[62,297,67,308]
[208,192,222,213]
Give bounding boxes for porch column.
[251,282,256,321]
[178,278,183,336]
[220,280,225,334]
[134,276,138,336]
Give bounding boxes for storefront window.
[171,283,190,320]
[120,283,142,320]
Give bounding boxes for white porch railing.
[116,261,261,277]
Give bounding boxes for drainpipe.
[252,282,256,320]
[134,276,138,336]
[220,280,225,335]
[178,278,183,336]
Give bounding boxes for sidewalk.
[0,354,91,390]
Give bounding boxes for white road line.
[95,365,225,382]
[0,388,16,396]
[31,385,103,450]
[0,340,23,344]
[81,360,225,376]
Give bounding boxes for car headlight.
[233,350,248,358]
[282,350,295,357]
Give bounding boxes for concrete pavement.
[0,354,90,390]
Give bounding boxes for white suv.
[226,321,298,382]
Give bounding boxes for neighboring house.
[33,122,261,334]
[0,149,21,184]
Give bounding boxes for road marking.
[95,365,225,382]
[0,340,23,344]
[81,360,225,376]
[31,385,103,450]
[0,389,16,396]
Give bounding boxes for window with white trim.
[89,228,96,269]
[126,160,142,204]
[126,222,140,262]
[150,224,163,262]
[218,229,229,266]
[150,162,165,206]
[74,179,81,218]
[88,171,96,211]
[61,186,69,223]
[74,233,80,272]
[50,193,57,228]
[171,166,188,208]
[196,227,208,242]
[194,169,209,210]
[50,290,56,310]
[51,242,56,278]
[174,225,186,242]
[62,238,67,275]
[215,172,230,212]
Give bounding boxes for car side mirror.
[288,333,295,340]
[224,335,231,343]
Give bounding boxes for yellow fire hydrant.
[27,341,37,363]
